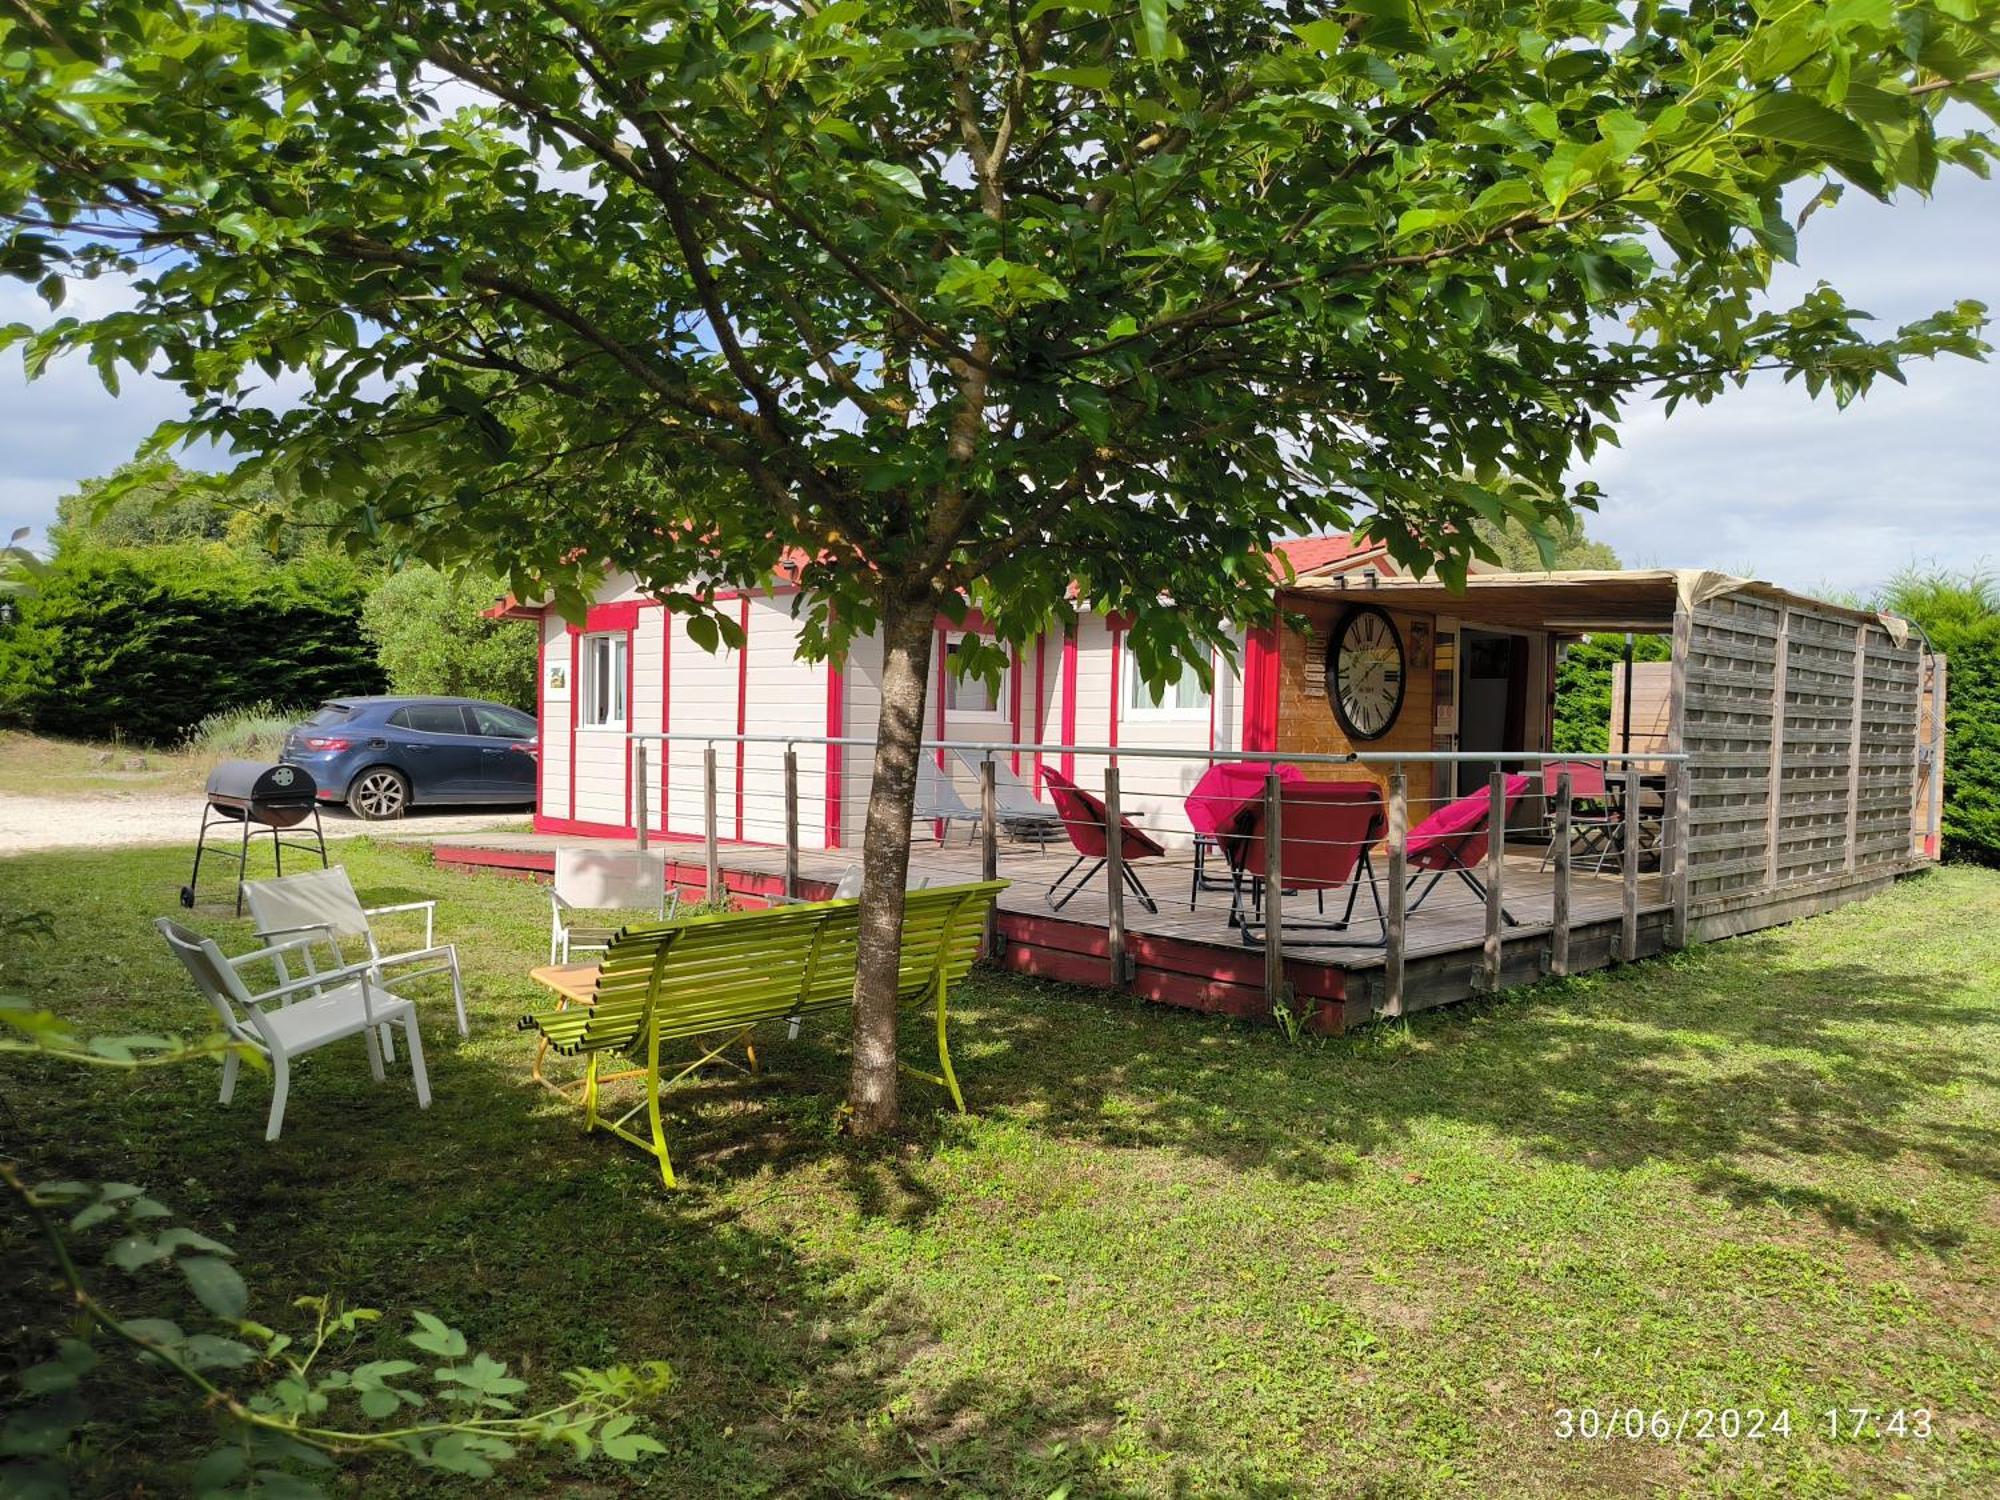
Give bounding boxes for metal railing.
[617,731,1686,1019]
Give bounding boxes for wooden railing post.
[980,755,999,957]
[1620,768,1641,962]
[1844,620,1868,873]
[1264,769,1287,1013]
[633,740,649,853]
[1103,766,1128,986]
[703,744,720,903]
[1482,770,1505,992]
[1383,765,1408,1017]
[1550,770,1572,977]
[782,743,800,903]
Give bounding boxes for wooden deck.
[409,827,1672,1032]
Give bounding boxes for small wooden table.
[530,962,601,1006]
[527,962,604,1093]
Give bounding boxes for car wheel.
[348,767,410,820]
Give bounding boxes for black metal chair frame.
[1047,853,1161,915]
[1405,860,1522,927]
[1235,849,1387,947]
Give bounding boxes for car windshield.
[304,704,351,728]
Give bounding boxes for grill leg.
[235,816,252,917]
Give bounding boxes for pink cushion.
[1407,774,1531,868]
[1184,761,1308,837]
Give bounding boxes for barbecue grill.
[180,760,330,914]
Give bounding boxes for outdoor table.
[527,962,603,1092]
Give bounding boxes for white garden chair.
[242,867,467,1037]
[548,848,678,964]
[155,918,431,1142]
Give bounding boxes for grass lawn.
[3,840,1997,1497]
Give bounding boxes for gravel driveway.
[0,792,532,855]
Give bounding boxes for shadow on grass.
[944,927,1998,1255]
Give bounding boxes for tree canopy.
[4,0,1996,1125]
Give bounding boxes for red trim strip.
[1107,619,1123,755]
[622,621,635,830]
[932,627,948,840]
[1242,622,1280,752]
[586,600,642,632]
[825,644,844,849]
[1032,634,1047,794]
[1008,641,1024,776]
[1059,627,1078,781]
[668,608,684,836]
[567,628,580,824]
[535,627,548,819]
[734,596,750,841]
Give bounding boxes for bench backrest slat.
[522,881,1006,1054]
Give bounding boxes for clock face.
[1328,606,1406,741]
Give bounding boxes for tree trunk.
[847,591,936,1135]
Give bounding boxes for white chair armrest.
[227,933,333,969]
[550,891,576,913]
[247,922,338,946]
[369,943,457,973]
[365,899,436,948]
[242,957,384,1006]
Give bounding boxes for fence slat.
[980,756,998,958]
[1264,770,1287,1013]
[1482,771,1505,992]
[1383,765,1408,1017]
[1621,768,1640,962]
[703,745,720,903]
[782,744,799,903]
[1103,765,1127,987]
[1550,772,1571,978]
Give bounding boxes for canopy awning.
[1283,568,1906,639]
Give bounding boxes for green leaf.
[179,1255,249,1320]
[1136,0,1169,61]
[1739,93,1874,163]
[861,161,924,199]
[407,1311,469,1359]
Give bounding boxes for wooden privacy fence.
[1673,592,1933,940]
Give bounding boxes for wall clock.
[1327,605,1406,741]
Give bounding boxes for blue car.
[282,696,539,820]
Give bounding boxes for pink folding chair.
[1539,759,1624,872]
[1405,774,1532,925]
[1235,781,1388,946]
[1041,767,1168,914]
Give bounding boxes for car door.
[387,703,485,801]
[467,704,539,800]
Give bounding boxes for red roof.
[1268,534,1383,577]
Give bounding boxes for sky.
[4,155,1996,597]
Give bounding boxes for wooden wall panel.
[1275,599,1440,820]
[1682,588,1925,913]
[1680,594,1780,904]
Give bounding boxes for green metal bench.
[518,879,1007,1185]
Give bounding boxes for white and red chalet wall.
[525,537,1386,848]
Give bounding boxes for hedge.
[1928,617,1999,865]
[1551,633,1672,754]
[0,543,384,746]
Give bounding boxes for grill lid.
[205,760,318,805]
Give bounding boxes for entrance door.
[1457,630,1529,795]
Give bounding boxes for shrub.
[1552,634,1672,754]
[1879,569,1999,866]
[0,544,383,746]
[360,565,535,709]
[182,699,306,760]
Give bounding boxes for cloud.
[1573,163,2000,594]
